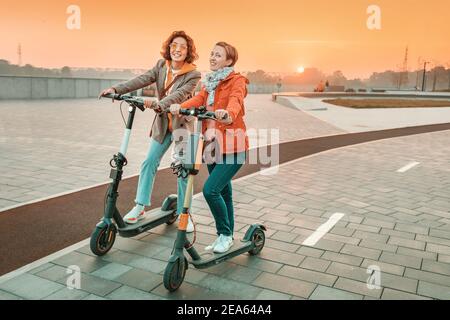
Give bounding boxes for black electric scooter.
[163,107,266,292]
[90,93,178,256]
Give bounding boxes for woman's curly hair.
[161,31,199,64]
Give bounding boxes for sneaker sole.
[124,211,146,224]
[213,242,234,254]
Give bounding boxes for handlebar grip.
[102,93,123,100]
[179,109,194,116]
[204,111,217,118]
[135,100,145,112]
[101,93,146,112]
[178,108,228,120]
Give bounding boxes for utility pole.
[422,61,429,92]
[415,57,422,91]
[17,43,22,66]
[448,69,450,90]
[447,63,450,90]
[432,69,437,92]
[398,46,408,90]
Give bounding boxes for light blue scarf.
[202,67,234,106]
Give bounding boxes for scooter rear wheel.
[166,212,178,225]
[90,224,117,256]
[163,257,188,292]
[166,200,178,225]
[248,228,265,255]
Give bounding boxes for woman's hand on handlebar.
[215,109,232,124]
[143,98,158,110]
[99,88,116,100]
[170,104,181,115]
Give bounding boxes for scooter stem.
[119,129,131,156]
[119,106,137,156]
[182,175,195,210]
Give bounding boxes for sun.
[297,66,305,73]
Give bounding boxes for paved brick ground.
[0,95,344,209]
[1,129,449,300]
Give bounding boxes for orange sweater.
[165,61,197,131]
[181,72,249,154]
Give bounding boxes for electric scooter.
[90,93,178,256]
[163,107,266,292]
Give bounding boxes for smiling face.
[209,45,233,71]
[169,36,188,63]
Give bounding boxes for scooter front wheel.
[163,257,188,292]
[248,228,265,256]
[90,224,117,256]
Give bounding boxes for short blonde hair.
[215,42,238,67]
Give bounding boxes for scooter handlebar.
[101,93,146,112]
[179,107,228,121]
[102,93,122,100]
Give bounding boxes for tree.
[61,66,72,77]
[429,66,447,91]
[326,70,347,86]
[366,70,398,88]
[246,70,275,84]
[22,64,35,76]
[346,78,365,89]
[0,59,12,74]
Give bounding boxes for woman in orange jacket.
[170,41,249,254]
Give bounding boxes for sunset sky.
[0,0,449,78]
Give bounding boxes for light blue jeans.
[135,133,191,215]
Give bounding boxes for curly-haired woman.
[99,31,201,231]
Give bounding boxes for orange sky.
[0,0,449,78]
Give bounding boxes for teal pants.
[203,152,246,237]
[135,133,191,214]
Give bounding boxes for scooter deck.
[118,208,176,237]
[189,240,253,269]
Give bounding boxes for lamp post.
[276,78,282,93]
[448,69,450,91]
[447,63,450,91]
[422,61,430,92]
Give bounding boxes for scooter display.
[90,93,178,256]
[163,107,266,292]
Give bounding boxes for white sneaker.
[213,235,234,254]
[186,216,195,233]
[205,236,221,251]
[123,205,145,224]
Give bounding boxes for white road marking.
[302,213,346,247]
[397,161,420,173]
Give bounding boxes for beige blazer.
[113,59,201,143]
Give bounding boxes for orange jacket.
[181,71,249,154]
